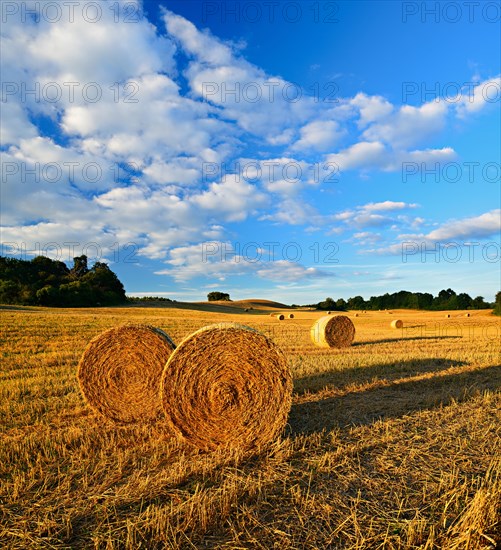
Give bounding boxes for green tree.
[472,296,489,309]
[317,297,336,310]
[70,255,89,279]
[207,291,231,301]
[335,298,347,311]
[347,295,365,310]
[494,292,501,316]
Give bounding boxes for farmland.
[1,304,500,549]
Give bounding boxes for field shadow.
[353,335,462,346]
[294,357,466,395]
[288,363,501,436]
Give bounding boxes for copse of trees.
[494,292,501,316]
[0,255,126,307]
[207,292,231,301]
[317,297,348,311]
[314,288,494,311]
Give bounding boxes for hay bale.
[327,311,332,315]
[244,308,249,312]
[464,313,470,317]
[78,324,176,423]
[160,323,292,451]
[354,313,359,317]
[276,314,285,320]
[288,313,294,319]
[391,319,403,329]
[310,315,355,348]
[445,314,451,318]
[269,312,276,317]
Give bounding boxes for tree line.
[310,289,497,312]
[0,255,126,307]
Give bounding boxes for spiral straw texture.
[160,323,292,451]
[78,324,176,423]
[310,315,355,348]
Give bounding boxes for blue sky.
[1,0,500,303]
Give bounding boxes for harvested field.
[1,306,500,549]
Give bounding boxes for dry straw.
[288,313,295,319]
[310,315,355,348]
[465,313,471,317]
[160,323,292,452]
[445,314,451,318]
[78,324,176,423]
[391,319,403,329]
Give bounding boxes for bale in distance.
[78,324,176,423]
[288,313,294,319]
[160,323,292,452]
[327,311,332,315]
[464,313,470,317]
[354,313,359,317]
[276,314,285,320]
[445,314,451,318]
[391,319,403,329]
[310,315,355,348]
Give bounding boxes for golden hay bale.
[269,312,276,317]
[464,313,470,317]
[276,314,285,320]
[78,324,176,423]
[391,319,403,329]
[445,314,451,318]
[327,311,332,315]
[310,315,355,348]
[160,323,292,452]
[288,313,295,319]
[354,313,359,317]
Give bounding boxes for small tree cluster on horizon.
[207,291,231,302]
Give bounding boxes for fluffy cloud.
[156,242,329,283]
[291,120,345,152]
[364,209,500,255]
[0,2,494,280]
[456,76,501,117]
[361,100,448,148]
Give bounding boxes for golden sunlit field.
[1,304,500,549]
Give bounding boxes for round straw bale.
[445,314,451,318]
[354,313,359,317]
[310,315,355,348]
[391,319,403,329]
[327,311,332,315]
[160,323,292,452]
[78,324,176,423]
[275,314,285,320]
[288,313,295,319]
[269,312,276,317]
[464,313,470,317]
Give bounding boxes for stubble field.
[1,305,500,549]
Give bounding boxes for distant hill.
[233,299,289,308]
